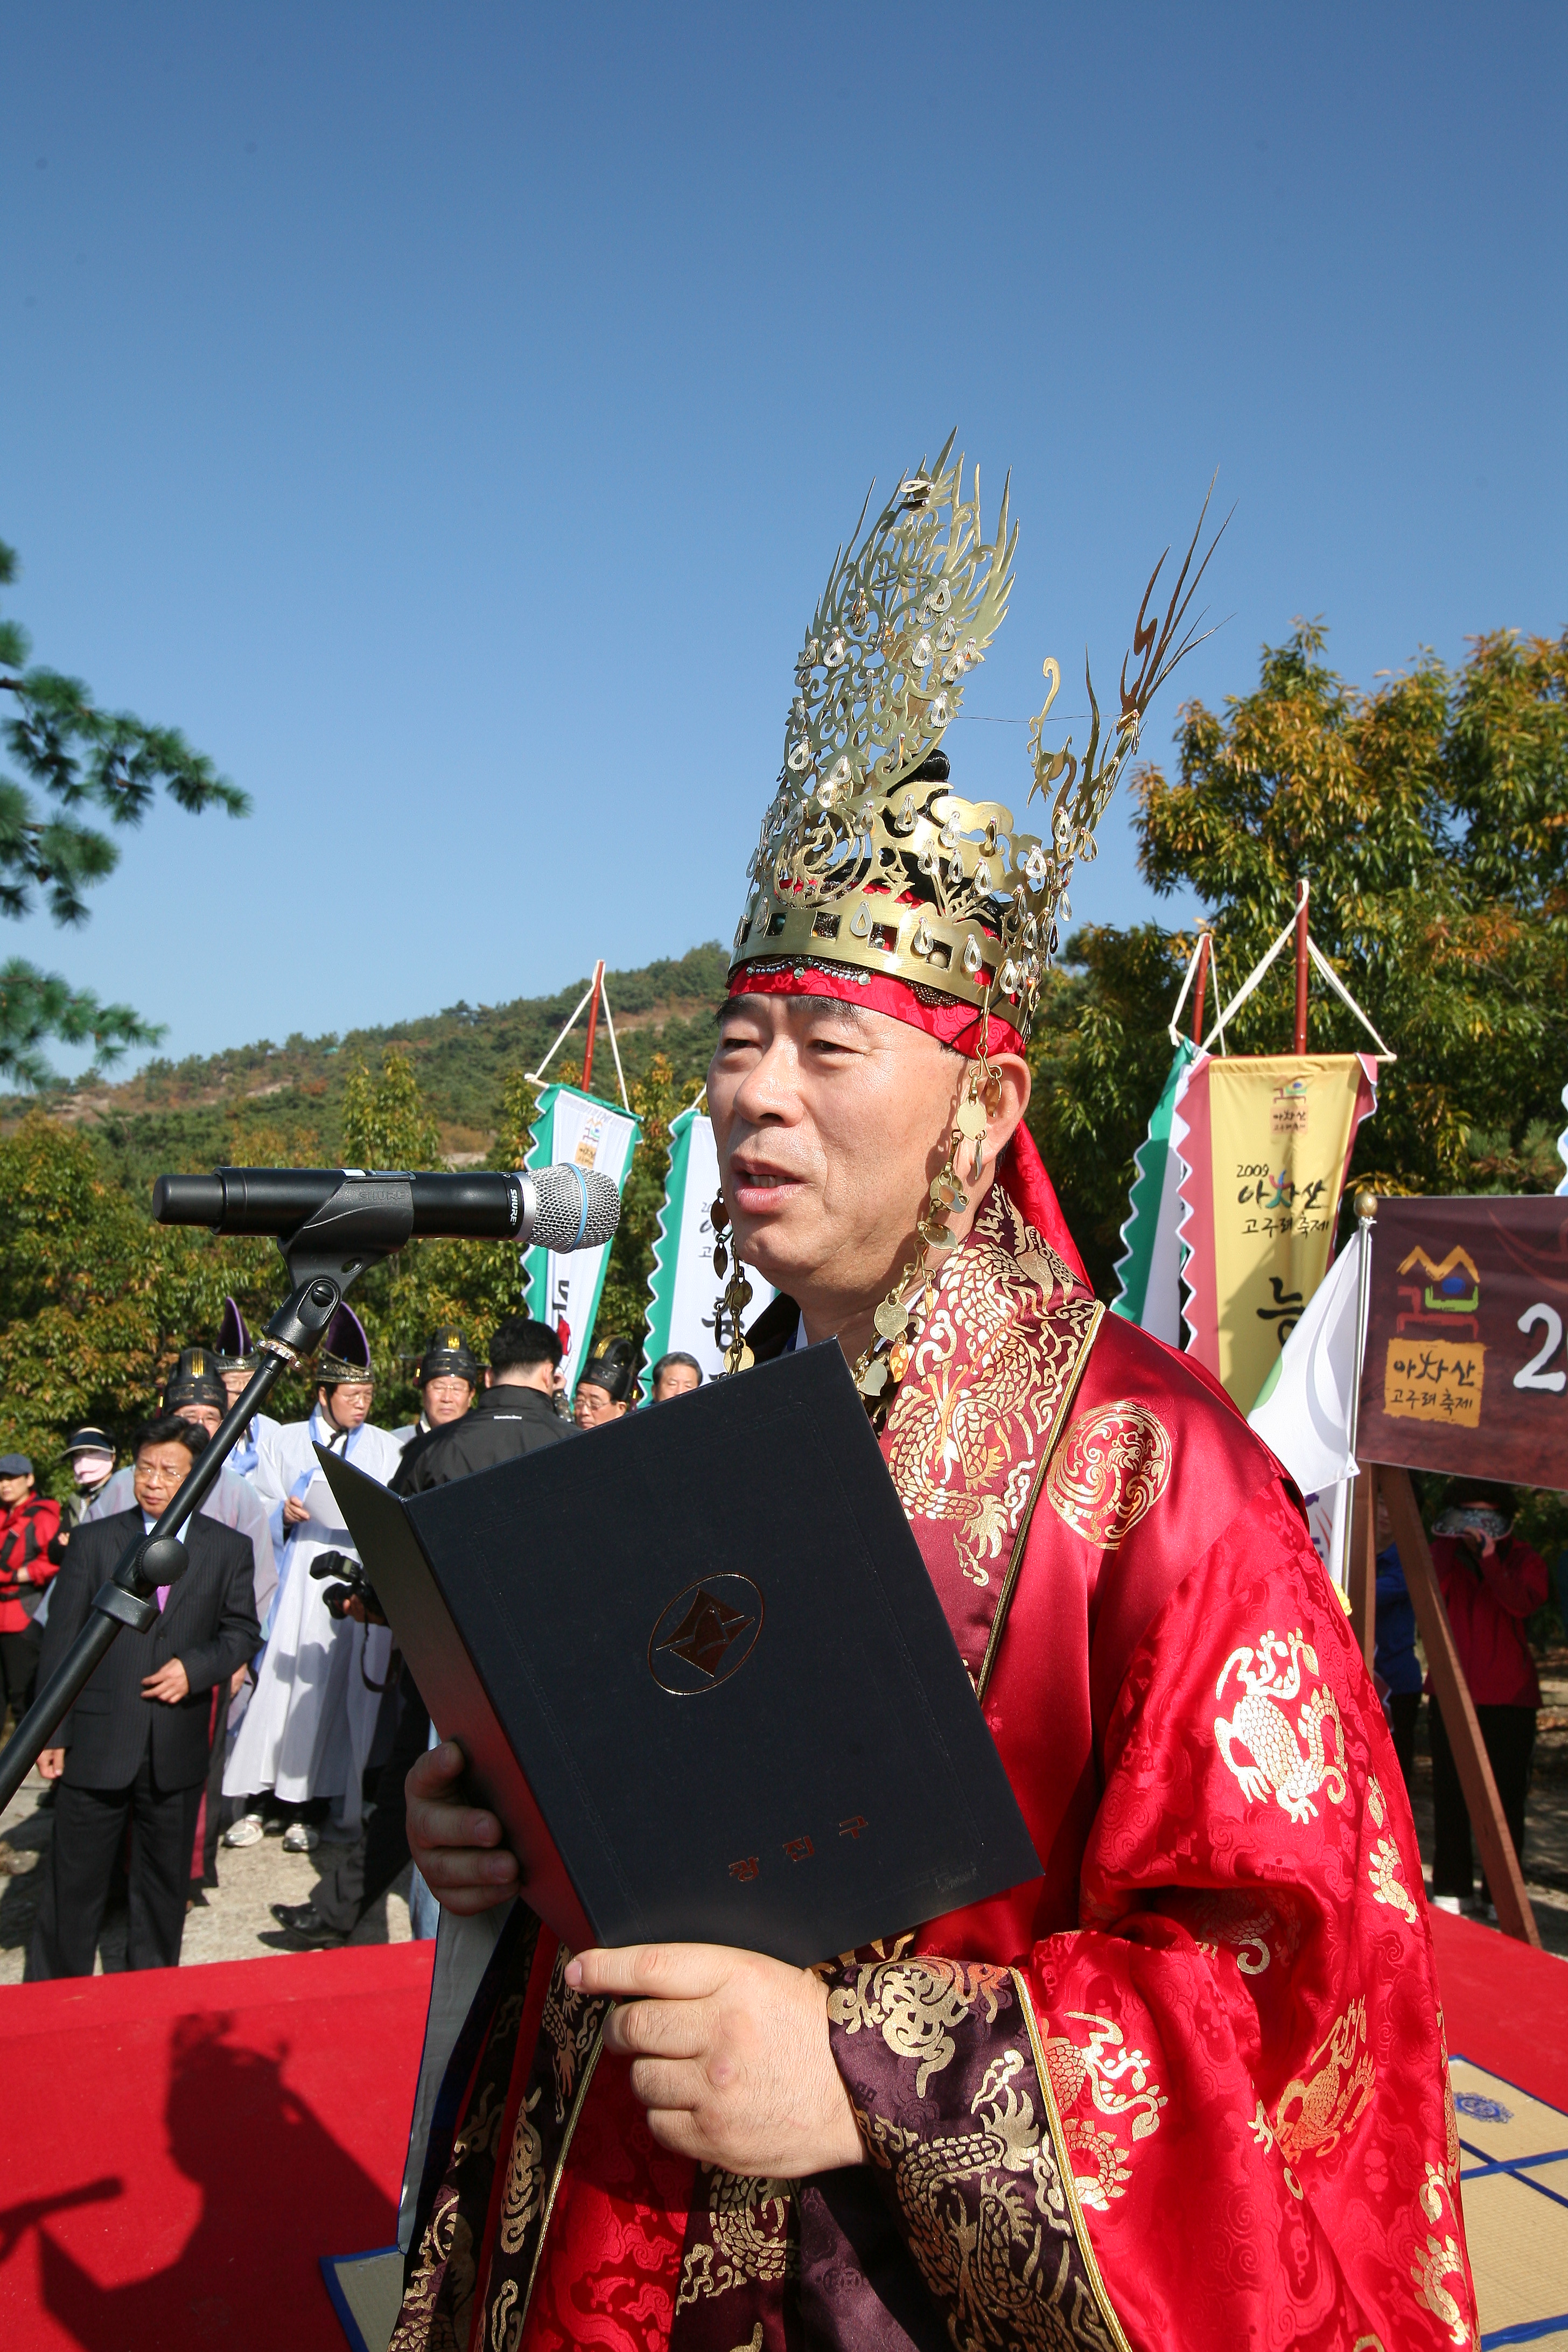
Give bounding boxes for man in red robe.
[391,454,1473,2351]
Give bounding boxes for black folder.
[317,1342,1040,1967]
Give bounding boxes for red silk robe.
[391,1182,1473,2352]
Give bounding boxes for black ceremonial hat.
[417,1327,482,1385]
[579,1335,637,1404]
[213,1297,258,1373]
[318,1303,374,1386]
[164,1347,228,1415]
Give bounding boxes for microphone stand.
[0,1180,416,1816]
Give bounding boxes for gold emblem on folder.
[648,1574,763,1696]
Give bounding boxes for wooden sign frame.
[1348,1461,1540,1949]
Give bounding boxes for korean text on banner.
[1355,1195,1568,1493]
[641,1107,774,1389]
[1177,1052,1377,1411]
[522,1083,641,1395]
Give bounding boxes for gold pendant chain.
[852,1040,1000,1416]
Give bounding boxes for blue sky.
[3,3,1564,1074]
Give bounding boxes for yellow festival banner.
[1174,1052,1377,1410]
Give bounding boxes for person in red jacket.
[0,1453,62,1728]
[1428,1478,1548,1916]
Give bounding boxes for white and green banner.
[1110,1040,1199,1344]
[641,1105,774,1388]
[522,1082,641,1395]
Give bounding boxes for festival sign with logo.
[521,1081,641,1396]
[1174,1053,1378,1411]
[1355,1196,1568,1491]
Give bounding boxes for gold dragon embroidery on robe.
[1045,1401,1172,1551]
[1274,1999,1376,2167]
[1214,1627,1348,1824]
[1368,1836,1419,1923]
[856,2048,1119,2352]
[675,2172,797,2309]
[1041,2013,1167,2214]
[827,1956,1012,2096]
[1411,2162,1474,2348]
[883,1186,1095,1588]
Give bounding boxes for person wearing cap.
[391,1326,482,1480]
[212,1297,281,1480]
[25,1415,258,1978]
[53,1427,117,1549]
[647,1350,703,1404]
[396,454,1468,2351]
[84,1353,277,1629]
[223,1304,403,1852]
[572,1335,638,1427]
[81,1347,281,1894]
[0,1455,61,1727]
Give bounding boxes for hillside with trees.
[1,624,1563,1499]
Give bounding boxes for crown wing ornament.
[731,445,1224,1045]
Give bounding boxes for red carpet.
[0,1942,433,2352]
[1427,1906,1568,2108]
[0,1915,1555,2351]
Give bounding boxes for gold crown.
[731,438,1221,1044]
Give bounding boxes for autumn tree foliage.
[1031,625,1568,1292]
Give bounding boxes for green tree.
[1135,624,1567,1195]
[339,1046,526,1422]
[0,537,249,1087]
[340,1044,444,1171]
[0,1112,289,1480]
[1031,624,1568,1298]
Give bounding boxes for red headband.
[723,961,1085,1281]
[726,961,1027,1060]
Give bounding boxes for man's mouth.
[729,1160,805,1211]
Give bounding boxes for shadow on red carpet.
[0,1941,433,2351]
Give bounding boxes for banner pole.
[1190,930,1210,1045]
[1293,877,1310,1054]
[1378,1465,1541,1948]
[582,959,605,1096]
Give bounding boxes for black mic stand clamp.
[0,1174,422,1816]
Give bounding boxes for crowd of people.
[0,1301,705,1978]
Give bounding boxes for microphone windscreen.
[532,1164,621,1252]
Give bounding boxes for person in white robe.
[223,1305,402,1849]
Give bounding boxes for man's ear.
[484,1368,495,1386]
[961,1051,1031,1174]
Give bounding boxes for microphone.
[152,1165,621,1254]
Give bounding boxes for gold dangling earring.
[851,997,999,1416]
[851,1113,970,1410]
[711,1191,754,1375]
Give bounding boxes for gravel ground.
[0,1767,417,1984]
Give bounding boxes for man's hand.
[406,1740,519,1914]
[38,1747,64,1781]
[578,1943,864,2179]
[282,1495,311,1526]
[229,1664,250,1697]
[142,1659,190,1705]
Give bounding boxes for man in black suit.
[26,1415,260,1978]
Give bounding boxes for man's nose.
[732,1035,800,1123]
